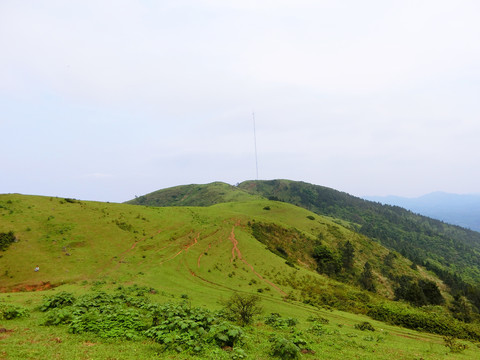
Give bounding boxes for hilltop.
[126,182,260,207]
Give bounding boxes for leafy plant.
[354,321,375,331]
[443,336,468,353]
[0,304,29,320]
[264,313,298,329]
[39,292,76,311]
[0,231,16,251]
[208,322,244,347]
[269,335,300,360]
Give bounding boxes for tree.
[419,279,444,305]
[359,262,376,292]
[222,293,263,326]
[450,295,474,323]
[312,245,341,275]
[340,240,355,270]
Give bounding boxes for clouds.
[1,1,480,201]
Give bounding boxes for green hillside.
[126,182,260,207]
[1,193,480,359]
[237,180,480,289]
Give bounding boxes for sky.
[1,0,480,202]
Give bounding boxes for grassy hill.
[125,182,260,207]
[1,193,480,359]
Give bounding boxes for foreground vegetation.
[1,282,479,359]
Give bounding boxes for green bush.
[42,307,74,325]
[0,231,16,251]
[221,293,262,326]
[264,313,298,329]
[308,321,327,336]
[0,304,29,320]
[443,336,468,353]
[39,292,76,311]
[208,322,244,347]
[354,321,375,331]
[367,302,480,341]
[270,335,300,360]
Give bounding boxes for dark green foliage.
[237,180,480,285]
[394,277,444,306]
[307,321,327,336]
[221,293,262,326]
[39,292,76,311]
[0,304,29,320]
[115,220,134,232]
[264,313,298,329]
[450,295,475,323]
[367,302,480,341]
[339,240,355,270]
[354,321,375,331]
[306,215,315,220]
[312,245,341,275]
[208,322,244,348]
[359,262,375,292]
[383,252,396,268]
[145,302,243,353]
[40,287,247,354]
[269,335,300,360]
[42,308,74,325]
[443,336,468,353]
[0,231,16,251]
[418,279,444,305]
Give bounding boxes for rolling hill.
[2,187,480,359]
[126,179,480,284]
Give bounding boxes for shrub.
[308,321,327,336]
[270,335,300,360]
[354,321,375,331]
[221,293,262,326]
[0,304,29,320]
[0,231,16,251]
[208,322,244,347]
[39,292,76,311]
[444,336,468,353]
[42,307,74,326]
[264,313,298,329]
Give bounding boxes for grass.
[1,194,479,358]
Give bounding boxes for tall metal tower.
[253,112,259,180]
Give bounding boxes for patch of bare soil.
[0,281,57,293]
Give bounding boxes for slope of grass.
[1,193,480,359]
[125,182,261,207]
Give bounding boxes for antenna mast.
[253,112,259,180]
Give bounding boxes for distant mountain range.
[364,192,480,232]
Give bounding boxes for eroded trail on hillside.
[160,232,199,265]
[228,223,286,296]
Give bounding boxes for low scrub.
[367,302,480,341]
[0,303,29,320]
[40,286,247,355]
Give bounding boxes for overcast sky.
[1,0,480,202]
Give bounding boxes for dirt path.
[197,243,212,268]
[228,224,287,296]
[159,232,199,265]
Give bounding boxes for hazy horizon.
[2,1,480,202]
